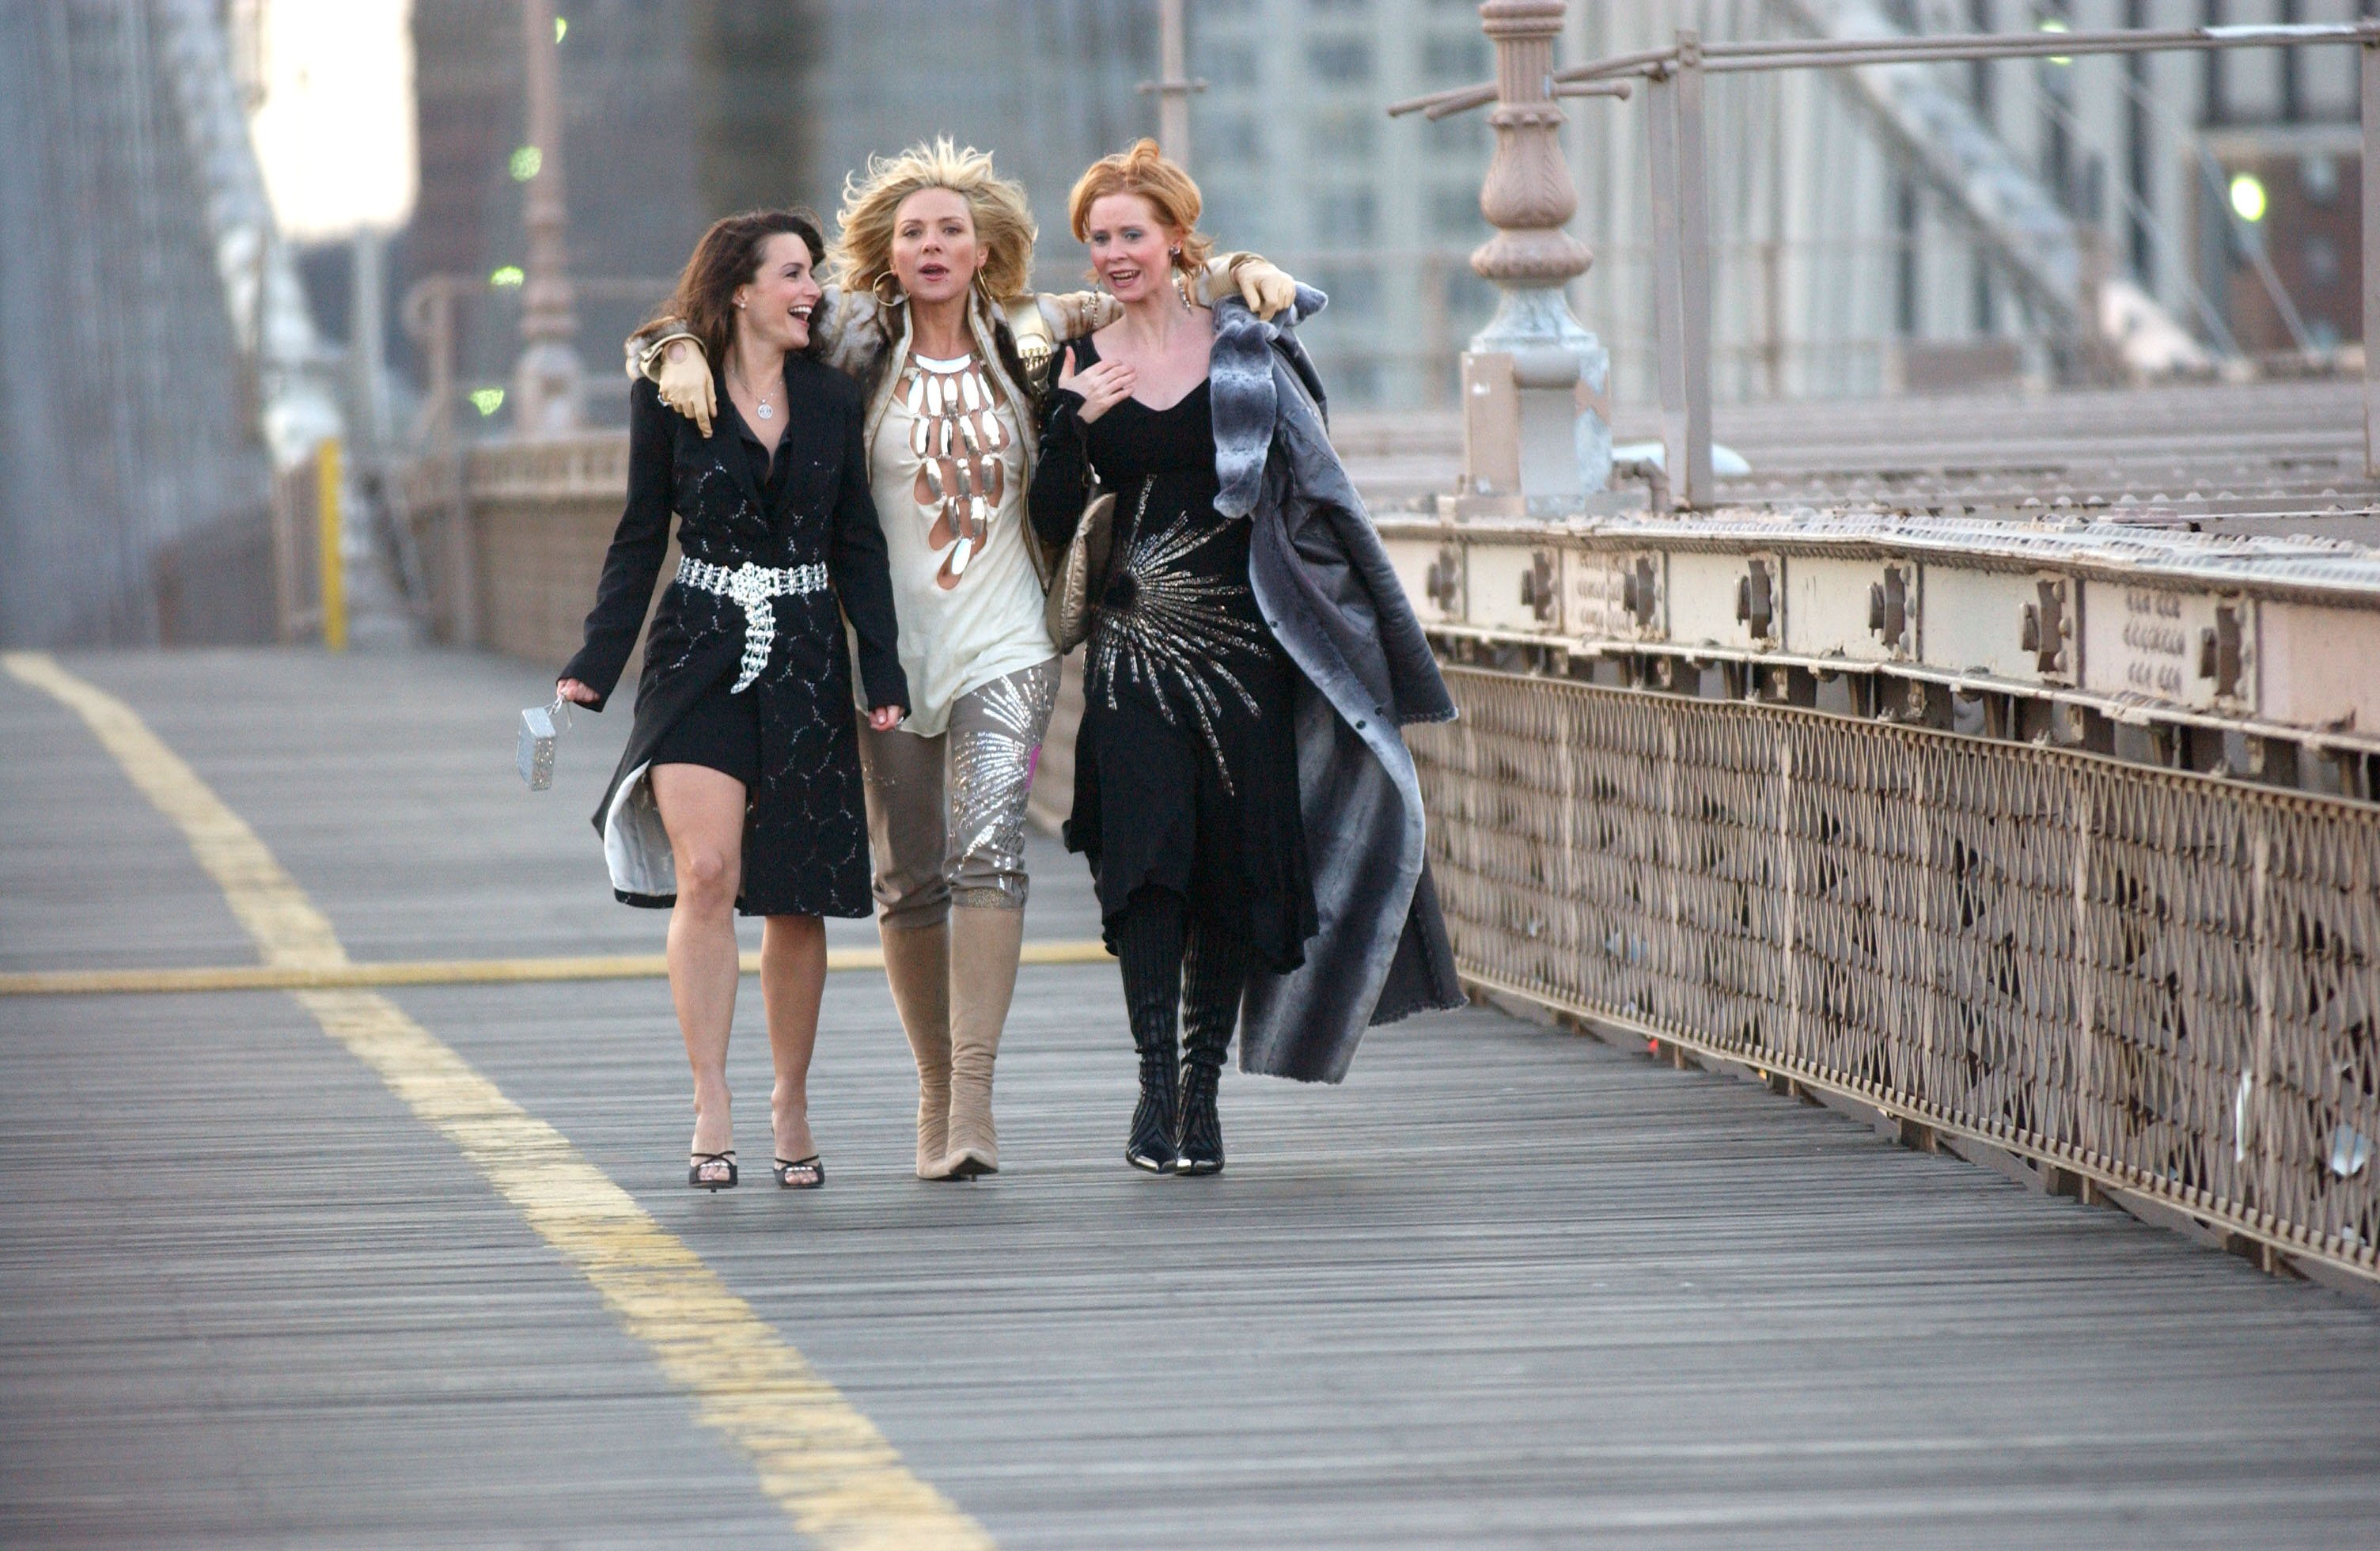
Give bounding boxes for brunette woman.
[558,209,907,1191]
[1029,142,1465,1175]
[628,141,1295,1180]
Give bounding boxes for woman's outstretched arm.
[558,380,674,710]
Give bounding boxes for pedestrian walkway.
[4,647,2377,1549]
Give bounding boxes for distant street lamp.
[511,0,582,437]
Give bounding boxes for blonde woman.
[631,140,1294,1179]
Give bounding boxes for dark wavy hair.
[646,207,829,370]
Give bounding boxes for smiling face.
[890,187,984,308]
[1083,192,1181,305]
[730,230,822,354]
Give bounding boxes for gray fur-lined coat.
[1211,287,1466,1082]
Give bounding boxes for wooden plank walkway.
[3,647,2377,1549]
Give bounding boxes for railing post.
[1453,0,1613,518]
[2363,34,2379,479]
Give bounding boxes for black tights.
[1113,885,1249,1075]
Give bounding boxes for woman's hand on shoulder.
[1055,342,1136,425]
[1044,290,1122,340]
[1234,258,1298,320]
[556,678,599,707]
[657,340,716,438]
[866,704,904,732]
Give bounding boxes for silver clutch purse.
[517,695,573,791]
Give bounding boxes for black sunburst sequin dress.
[1030,338,1316,972]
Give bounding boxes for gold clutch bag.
[1043,489,1115,654]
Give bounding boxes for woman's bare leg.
[651,762,747,1183]
[760,914,827,1166]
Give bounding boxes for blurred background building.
[0,0,2368,647]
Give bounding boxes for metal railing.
[1398,20,2380,508]
[1411,663,2379,1284]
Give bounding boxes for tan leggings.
[858,658,1060,927]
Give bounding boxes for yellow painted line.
[0,939,1112,998]
[5,651,347,971]
[3,651,995,1550]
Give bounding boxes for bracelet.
[635,329,699,380]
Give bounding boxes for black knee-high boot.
[1114,888,1186,1173]
[1177,909,1249,1175]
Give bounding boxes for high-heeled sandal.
[772,1155,824,1189]
[688,1150,737,1190]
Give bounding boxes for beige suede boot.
[879,920,953,1178]
[940,905,1025,1177]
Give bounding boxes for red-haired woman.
[1029,142,1464,1176]
[558,209,907,1192]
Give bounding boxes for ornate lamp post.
[511,0,582,437]
[1395,0,1613,516]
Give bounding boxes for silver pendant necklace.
[730,362,779,421]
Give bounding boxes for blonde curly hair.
[831,138,1038,304]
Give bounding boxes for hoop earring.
[972,271,994,313]
[870,272,907,309]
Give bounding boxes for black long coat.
[563,360,907,918]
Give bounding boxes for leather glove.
[655,339,716,438]
[1044,289,1121,341]
[1199,254,1298,320]
[1231,256,1296,320]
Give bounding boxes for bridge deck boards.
[3,649,2376,1549]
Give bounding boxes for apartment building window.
[1200,40,1260,90]
[1307,38,1373,85]
[1207,112,1264,165]
[1430,185,1484,237]
[1422,33,1488,82]
[1313,263,1379,317]
[1427,113,1488,157]
[1312,188,1378,241]
[1309,104,1377,158]
[1204,194,1264,251]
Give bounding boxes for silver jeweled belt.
[674,555,831,692]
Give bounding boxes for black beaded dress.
[1030,338,1316,972]
[565,366,907,919]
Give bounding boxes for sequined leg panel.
[945,658,1059,912]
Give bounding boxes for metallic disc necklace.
[901,351,1010,588]
[730,362,779,421]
